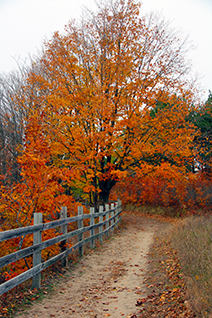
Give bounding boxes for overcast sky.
[0,0,211,100]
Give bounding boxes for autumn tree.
[19,0,197,207]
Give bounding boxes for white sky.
[0,0,211,100]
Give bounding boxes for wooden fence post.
[105,204,109,237]
[115,201,119,228]
[90,207,95,248]
[32,213,42,290]
[78,206,83,257]
[111,203,115,234]
[118,199,122,223]
[99,205,103,244]
[60,206,68,267]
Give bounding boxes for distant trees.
[188,91,212,173]
[0,70,26,185]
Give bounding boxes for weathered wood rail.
[0,200,122,295]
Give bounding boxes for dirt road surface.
[15,213,167,318]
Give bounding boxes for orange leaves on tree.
[0,110,76,281]
[16,0,198,208]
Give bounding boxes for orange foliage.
[0,116,76,228]
[110,165,212,211]
[15,0,198,207]
[0,115,77,281]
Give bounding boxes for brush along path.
[15,213,168,318]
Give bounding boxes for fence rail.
[0,200,122,295]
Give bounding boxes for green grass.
[171,215,212,317]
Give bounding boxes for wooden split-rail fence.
[0,200,122,296]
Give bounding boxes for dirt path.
[15,214,167,318]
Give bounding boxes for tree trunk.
[99,178,117,204]
[99,190,110,204]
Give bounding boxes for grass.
[171,215,212,317]
[123,203,187,218]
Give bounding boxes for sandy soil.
[15,214,166,318]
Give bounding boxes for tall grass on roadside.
[171,215,212,317]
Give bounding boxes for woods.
[0,0,212,284]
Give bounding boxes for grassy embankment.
[171,215,212,317]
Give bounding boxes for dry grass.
[123,203,188,218]
[171,215,212,317]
